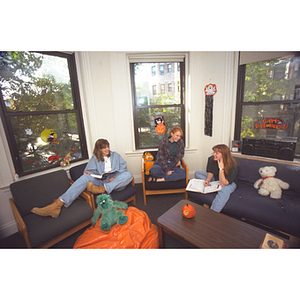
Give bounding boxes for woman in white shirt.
[31,139,133,218]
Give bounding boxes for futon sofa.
[187,154,300,239]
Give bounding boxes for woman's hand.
[108,177,115,183]
[166,170,174,176]
[204,180,210,187]
[217,158,224,170]
[84,171,91,175]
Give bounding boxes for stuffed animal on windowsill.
[91,194,128,231]
[254,166,289,199]
[143,152,154,175]
[63,153,71,165]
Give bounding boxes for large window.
[0,51,88,176]
[130,56,185,149]
[235,53,300,157]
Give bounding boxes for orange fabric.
[73,207,159,249]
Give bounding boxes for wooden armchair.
[9,169,94,248]
[142,151,189,205]
[69,163,136,211]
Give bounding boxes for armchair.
[9,169,94,248]
[142,151,188,205]
[69,162,136,210]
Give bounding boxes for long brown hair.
[212,144,237,175]
[93,139,110,162]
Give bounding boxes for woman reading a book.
[195,144,237,212]
[148,126,186,182]
[31,138,133,218]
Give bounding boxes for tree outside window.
[0,51,87,176]
[235,54,300,157]
[131,60,185,149]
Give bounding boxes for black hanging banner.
[204,83,217,137]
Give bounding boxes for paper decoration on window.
[254,118,289,130]
[25,129,32,135]
[204,83,217,136]
[40,129,59,144]
[155,116,165,134]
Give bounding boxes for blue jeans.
[194,171,236,213]
[150,162,186,182]
[60,171,133,207]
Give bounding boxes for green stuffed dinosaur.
[91,194,128,231]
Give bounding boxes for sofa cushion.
[10,170,73,217]
[145,178,187,190]
[234,156,300,194]
[23,199,93,248]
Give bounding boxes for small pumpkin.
[182,203,196,218]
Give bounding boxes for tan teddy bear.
[254,166,289,199]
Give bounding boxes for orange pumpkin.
[182,203,196,218]
[156,123,165,134]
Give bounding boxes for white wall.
[0,51,239,239]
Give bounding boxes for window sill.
[125,147,197,157]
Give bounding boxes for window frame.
[234,54,300,158]
[130,58,186,150]
[0,51,88,177]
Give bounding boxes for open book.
[90,170,116,180]
[186,178,222,194]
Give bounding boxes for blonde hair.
[168,126,183,137]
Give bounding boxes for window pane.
[137,106,182,148]
[0,51,73,112]
[134,62,181,106]
[11,113,82,172]
[244,56,300,102]
[240,103,300,154]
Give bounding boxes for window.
[235,53,300,157]
[152,85,157,95]
[130,57,185,149]
[167,63,172,73]
[159,63,165,75]
[151,65,156,76]
[0,51,88,176]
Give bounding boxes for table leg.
[158,225,165,248]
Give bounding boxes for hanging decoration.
[40,129,59,144]
[154,116,165,134]
[204,83,217,137]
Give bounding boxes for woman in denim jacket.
[31,139,132,218]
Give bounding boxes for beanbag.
[73,207,159,249]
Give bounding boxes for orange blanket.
[73,207,159,249]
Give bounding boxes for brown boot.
[87,182,106,194]
[31,199,64,218]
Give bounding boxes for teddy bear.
[91,194,128,231]
[143,152,154,175]
[254,166,289,199]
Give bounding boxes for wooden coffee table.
[157,200,298,248]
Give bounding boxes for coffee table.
[157,200,298,248]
